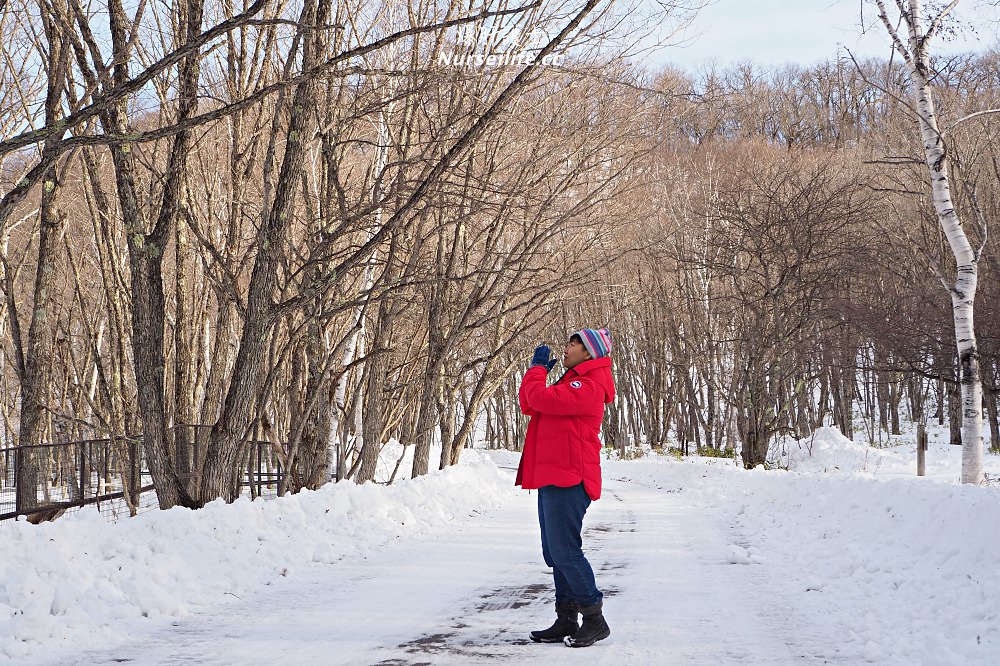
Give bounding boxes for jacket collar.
[566,356,612,377]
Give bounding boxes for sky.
[643,0,1000,70]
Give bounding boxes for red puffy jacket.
[515,356,615,500]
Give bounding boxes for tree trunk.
[738,367,771,468]
[325,101,392,481]
[412,225,448,478]
[410,369,439,478]
[437,384,457,469]
[984,387,999,454]
[302,323,333,489]
[201,0,326,503]
[199,302,232,424]
[948,379,963,447]
[17,6,69,512]
[876,369,890,433]
[82,149,134,436]
[912,59,983,479]
[93,0,205,510]
[16,164,64,512]
[875,0,984,483]
[174,199,195,493]
[357,337,388,484]
[906,374,925,422]
[936,374,945,425]
[815,367,830,429]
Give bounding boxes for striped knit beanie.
[574,327,612,359]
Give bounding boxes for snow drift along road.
[1,434,998,665]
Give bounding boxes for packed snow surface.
[1,433,997,664]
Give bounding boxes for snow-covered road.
[46,469,817,666]
[8,435,998,665]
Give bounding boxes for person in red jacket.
[516,327,615,648]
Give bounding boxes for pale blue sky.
[643,0,1000,70]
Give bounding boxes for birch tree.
[870,0,989,484]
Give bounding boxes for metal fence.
[0,437,150,523]
[0,430,287,524]
[175,425,288,500]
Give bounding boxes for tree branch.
[0,0,270,158]
[945,108,1000,134]
[923,0,962,48]
[843,46,924,128]
[1,2,541,156]
[319,0,603,294]
[961,178,988,262]
[872,0,913,63]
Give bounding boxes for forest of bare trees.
[1,0,998,516]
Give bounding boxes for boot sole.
[529,633,572,643]
[564,628,611,647]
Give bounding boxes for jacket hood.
[570,356,615,404]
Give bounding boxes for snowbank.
[603,440,1000,665]
[4,428,998,665]
[0,451,511,662]
[717,470,999,664]
[772,422,999,485]
[771,426,886,473]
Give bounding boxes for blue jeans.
[537,483,603,606]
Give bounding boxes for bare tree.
[870,0,991,483]
[14,0,72,511]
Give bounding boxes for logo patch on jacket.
[570,380,583,389]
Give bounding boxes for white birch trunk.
[351,328,366,440]
[89,320,105,406]
[325,101,394,481]
[325,307,369,481]
[874,0,984,484]
[326,326,356,480]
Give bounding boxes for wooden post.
[917,422,927,476]
[79,444,86,499]
[130,438,139,511]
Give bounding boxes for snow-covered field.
[1,431,998,664]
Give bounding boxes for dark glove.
[531,345,557,371]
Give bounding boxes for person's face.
[562,337,592,369]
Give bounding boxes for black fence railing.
[244,437,287,499]
[175,425,287,500]
[0,437,149,523]
[0,430,287,523]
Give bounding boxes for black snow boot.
[529,601,579,643]
[564,600,610,647]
